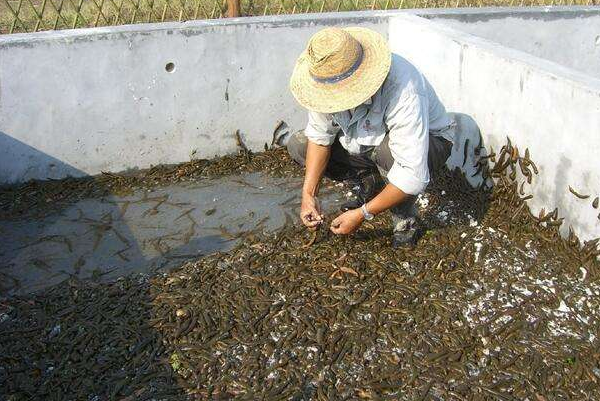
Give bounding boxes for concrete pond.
[1,5,600,400]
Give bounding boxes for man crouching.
[287,27,456,248]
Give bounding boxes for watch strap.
[361,204,374,221]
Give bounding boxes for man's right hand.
[300,195,324,230]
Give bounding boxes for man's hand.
[300,195,324,230]
[330,208,364,235]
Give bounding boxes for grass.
[1,0,597,34]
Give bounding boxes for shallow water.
[0,172,344,295]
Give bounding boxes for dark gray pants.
[287,130,452,231]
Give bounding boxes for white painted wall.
[390,13,600,242]
[429,14,600,79]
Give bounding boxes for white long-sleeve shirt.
[304,53,454,195]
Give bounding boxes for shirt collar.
[348,96,373,115]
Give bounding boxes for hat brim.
[289,27,391,114]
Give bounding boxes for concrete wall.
[0,13,389,183]
[423,8,600,78]
[389,13,600,242]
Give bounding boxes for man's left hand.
[330,208,364,235]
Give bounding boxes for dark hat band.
[310,45,364,84]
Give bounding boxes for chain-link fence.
[1,0,597,34]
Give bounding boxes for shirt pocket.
[357,109,385,141]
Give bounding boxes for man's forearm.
[302,141,331,197]
[365,183,411,215]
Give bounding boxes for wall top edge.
[2,6,600,45]
[413,5,600,18]
[1,11,394,46]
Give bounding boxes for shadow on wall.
[0,131,86,184]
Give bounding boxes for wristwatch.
[360,204,374,221]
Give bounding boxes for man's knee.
[286,130,308,166]
[428,135,453,173]
[371,135,394,173]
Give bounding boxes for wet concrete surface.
[0,172,344,295]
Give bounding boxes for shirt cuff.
[386,163,428,195]
[304,124,336,146]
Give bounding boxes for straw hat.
[290,27,391,114]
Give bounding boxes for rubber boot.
[340,171,385,212]
[390,203,421,249]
